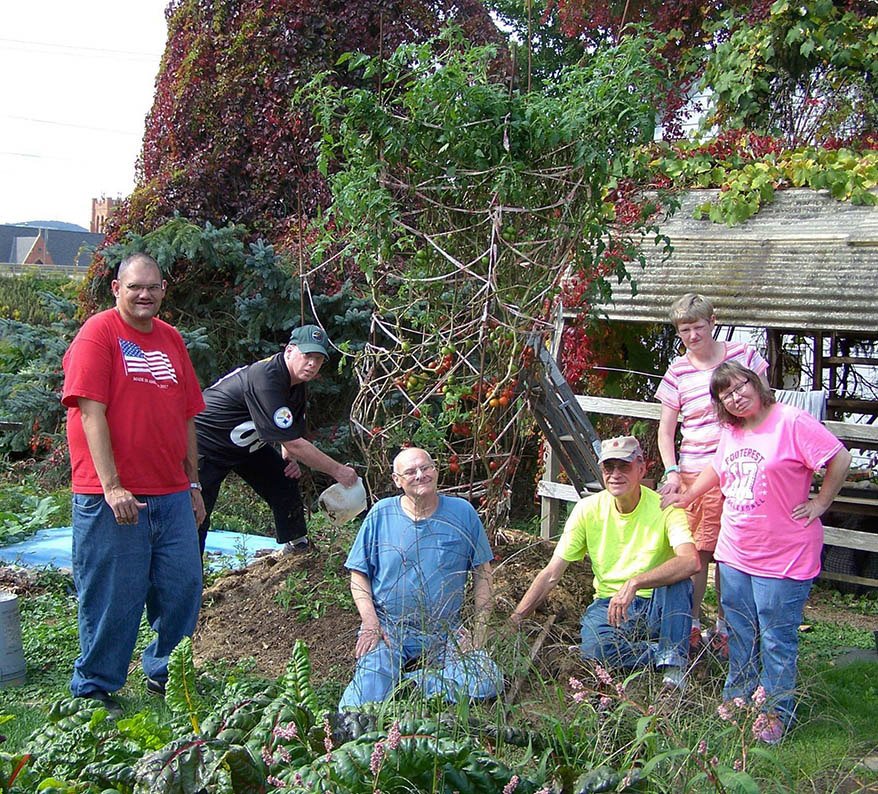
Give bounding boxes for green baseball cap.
[288,324,331,358]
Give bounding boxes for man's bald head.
[117,253,161,283]
[392,447,435,475]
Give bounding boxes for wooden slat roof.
[594,188,878,334]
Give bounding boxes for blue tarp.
[0,526,280,570]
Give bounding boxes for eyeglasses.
[124,283,165,294]
[394,464,437,480]
[719,380,750,403]
[600,459,636,473]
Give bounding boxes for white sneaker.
[276,538,309,557]
[660,666,687,692]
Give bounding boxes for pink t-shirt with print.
[655,341,768,473]
[712,402,844,581]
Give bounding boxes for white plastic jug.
[318,477,367,526]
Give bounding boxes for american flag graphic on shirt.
[118,338,178,383]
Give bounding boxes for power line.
[0,151,44,160]
[3,114,140,136]
[0,37,161,61]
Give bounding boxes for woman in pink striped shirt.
[655,294,768,656]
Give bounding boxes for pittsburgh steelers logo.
[273,406,293,429]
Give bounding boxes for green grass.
[765,661,878,791]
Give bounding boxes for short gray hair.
[117,253,161,281]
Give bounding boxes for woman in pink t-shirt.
[665,362,851,743]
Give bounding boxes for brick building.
[90,196,120,234]
[0,224,103,267]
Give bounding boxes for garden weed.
[275,571,326,621]
[799,621,876,664]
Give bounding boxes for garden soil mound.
[192,528,595,684]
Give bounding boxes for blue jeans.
[719,563,812,725]
[70,490,203,696]
[339,625,502,709]
[580,578,692,669]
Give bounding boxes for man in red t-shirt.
[62,253,205,717]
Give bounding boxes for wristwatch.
[189,482,202,491]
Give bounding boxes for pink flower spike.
[751,713,768,739]
[568,676,584,691]
[262,746,275,766]
[717,703,733,721]
[323,715,334,760]
[387,719,402,750]
[273,721,299,740]
[733,697,747,709]
[752,686,767,707]
[267,775,287,788]
[572,690,587,703]
[697,740,707,755]
[734,759,743,772]
[502,774,520,794]
[594,664,614,686]
[599,695,612,711]
[370,742,386,776]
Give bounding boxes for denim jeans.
[339,625,502,709]
[580,578,693,670]
[718,563,812,725]
[70,490,202,696]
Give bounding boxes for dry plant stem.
[504,613,558,718]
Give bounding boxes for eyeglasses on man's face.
[719,380,751,404]
[124,282,165,294]
[394,463,437,480]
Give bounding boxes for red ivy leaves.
[109,0,499,249]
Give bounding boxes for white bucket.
[318,477,367,526]
[0,592,26,688]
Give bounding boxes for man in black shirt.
[195,325,358,555]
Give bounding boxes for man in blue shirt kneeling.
[339,447,502,708]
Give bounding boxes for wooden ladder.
[525,334,603,496]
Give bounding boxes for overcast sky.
[0,1,168,229]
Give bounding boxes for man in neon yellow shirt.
[511,436,700,689]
